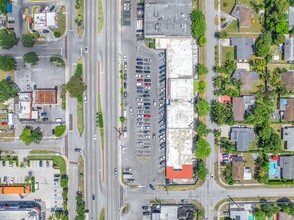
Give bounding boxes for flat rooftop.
[168,78,193,101]
[167,101,194,129]
[156,38,193,78]
[0,209,39,220]
[144,0,192,37]
[166,129,193,168]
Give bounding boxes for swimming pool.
[269,161,278,177]
[248,214,254,220]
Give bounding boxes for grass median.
[98,0,104,33]
[99,208,105,220]
[77,0,84,38]
[98,95,104,150]
[76,58,84,136]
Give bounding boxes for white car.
[93,134,96,140]
[136,74,143,77]
[137,102,143,106]
[137,114,143,118]
[8,16,15,21]
[123,55,127,61]
[129,107,133,114]
[85,46,88,53]
[136,98,143,101]
[146,75,151,78]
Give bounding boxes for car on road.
[144,114,151,118]
[93,134,96,140]
[129,107,133,114]
[84,46,88,53]
[92,194,95,200]
[75,148,82,153]
[149,184,155,190]
[114,168,117,175]
[210,173,214,178]
[123,55,127,61]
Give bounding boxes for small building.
[230,208,248,220]
[281,71,294,92]
[232,156,244,181]
[284,38,294,63]
[231,5,253,29]
[232,96,255,121]
[17,92,39,120]
[279,156,294,179]
[231,38,254,61]
[280,98,294,121]
[33,12,57,29]
[282,127,294,151]
[230,127,255,152]
[243,167,252,180]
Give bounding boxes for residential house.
[233,69,259,92]
[231,5,253,29]
[282,127,294,151]
[280,98,294,121]
[284,38,294,63]
[232,156,244,181]
[279,156,294,179]
[281,71,294,92]
[230,127,255,151]
[232,96,255,121]
[231,38,254,61]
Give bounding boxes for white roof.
[46,12,56,26]
[168,78,193,101]
[166,129,193,168]
[34,13,46,27]
[167,101,194,129]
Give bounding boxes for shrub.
[54,31,61,38]
[55,125,66,137]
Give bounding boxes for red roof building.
[166,165,193,179]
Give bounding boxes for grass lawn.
[271,124,281,135]
[221,46,235,62]
[77,100,84,136]
[59,14,66,36]
[29,150,57,154]
[224,20,238,32]
[98,0,104,33]
[79,155,84,193]
[220,0,235,14]
[194,80,200,92]
[199,47,206,65]
[77,0,84,38]
[99,208,105,220]
[27,155,66,175]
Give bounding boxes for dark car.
[137,90,143,93]
[143,94,150,97]
[159,79,165,83]
[49,6,55,12]
[124,82,127,89]
[136,66,143,69]
[142,206,148,210]
[158,52,164,57]
[144,79,151,82]
[7,27,14,30]
[92,194,95,200]
[8,20,15,24]
[149,184,155,190]
[144,103,151,106]
[159,65,165,69]
[124,91,127,98]
[39,161,43,167]
[124,73,127,80]
[2,161,5,167]
[41,112,47,116]
[75,148,82,153]
[46,160,49,167]
[159,160,165,165]
[43,29,49,33]
[137,62,143,65]
[52,129,55,135]
[159,69,165,74]
[136,58,143,61]
[143,211,151,216]
[136,70,142,73]
[159,74,165,79]
[42,117,49,121]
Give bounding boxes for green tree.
[191,10,206,40]
[250,0,265,13]
[31,128,43,144]
[215,59,237,75]
[273,33,286,45]
[199,35,206,47]
[255,32,272,58]
[196,98,210,116]
[195,160,207,181]
[0,55,16,71]
[55,125,66,137]
[275,19,289,34]
[256,154,269,183]
[196,121,210,137]
[23,52,39,65]
[60,174,68,188]
[20,127,42,145]
[261,203,280,217]
[54,31,61,38]
[196,64,209,75]
[66,76,87,98]
[0,29,19,49]
[21,34,36,48]
[75,15,83,26]
[0,79,18,102]
[74,64,83,78]
[220,137,237,153]
[222,163,235,185]
[195,137,211,159]
[211,102,234,125]
[254,208,266,220]
[198,80,207,94]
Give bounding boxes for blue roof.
[283,99,288,105]
[6,3,12,13]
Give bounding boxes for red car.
[144,114,151,118]
[144,83,152,86]
[1,122,8,125]
[137,79,143,82]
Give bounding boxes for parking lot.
[0,160,62,217]
[121,40,167,187]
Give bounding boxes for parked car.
[41,112,47,116]
[8,20,15,24]
[149,184,155,190]
[49,5,55,12]
[43,29,49,33]
[144,83,151,86]
[137,90,143,93]
[75,148,82,153]
[52,129,55,135]
[42,118,48,121]
[158,52,164,57]
[144,114,151,118]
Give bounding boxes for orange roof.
[1,186,30,195]
[220,96,231,104]
[34,89,57,104]
[166,165,193,179]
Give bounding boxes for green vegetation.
[77,95,84,136]
[195,98,210,116]
[75,0,84,37]
[255,32,272,59]
[194,79,199,92]
[99,208,105,220]
[0,55,16,71]
[55,125,66,137]
[60,84,66,110]
[211,101,234,125]
[215,31,228,39]
[198,80,207,94]
[75,192,86,219]
[75,64,83,78]
[196,64,208,75]
[222,163,235,185]
[58,11,66,37]
[191,10,206,46]
[0,29,18,49]
[255,154,270,183]
[66,75,86,98]
[31,176,35,193]
[54,31,61,38]
[98,112,104,128]
[120,116,125,123]
[0,79,18,102]
[121,204,129,214]
[221,46,235,62]
[50,56,65,67]
[196,121,211,137]
[220,137,236,153]
[214,60,240,97]
[21,34,36,48]
[195,160,207,181]
[20,127,43,146]
[60,174,68,188]
[98,0,104,33]
[149,42,155,49]
[0,0,6,14]
[23,52,39,65]
[195,137,211,159]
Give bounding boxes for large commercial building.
[156,38,194,183]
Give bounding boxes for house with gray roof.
[279,156,294,179]
[282,127,294,151]
[230,127,255,151]
[231,38,254,61]
[284,38,294,63]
